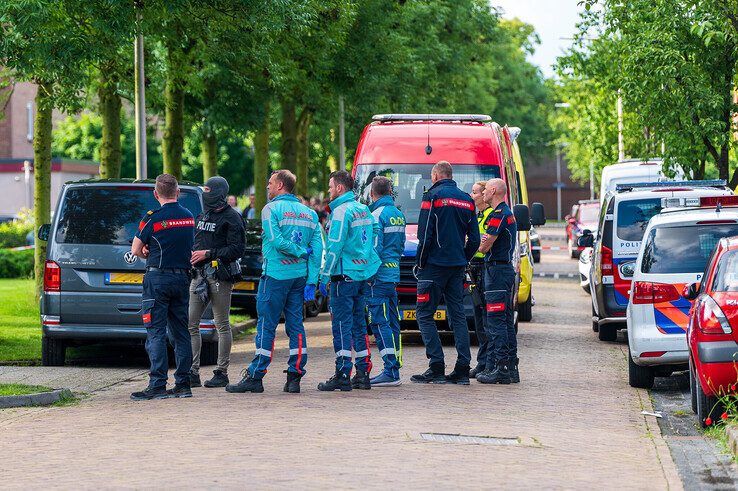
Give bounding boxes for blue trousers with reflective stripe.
[484,264,516,366]
[366,279,400,378]
[388,287,402,367]
[247,275,308,379]
[329,280,371,375]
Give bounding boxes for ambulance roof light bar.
[661,194,738,210]
[616,179,727,192]
[372,114,492,122]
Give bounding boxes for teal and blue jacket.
[261,194,323,284]
[320,191,380,283]
[369,195,406,284]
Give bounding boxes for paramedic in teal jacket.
[366,176,406,386]
[317,170,381,392]
[226,170,323,395]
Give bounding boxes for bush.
[0,209,33,248]
[0,248,34,278]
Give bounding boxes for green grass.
[0,383,50,396]
[0,279,40,363]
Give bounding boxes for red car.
[687,236,738,427]
[565,200,599,259]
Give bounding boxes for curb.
[726,424,738,457]
[0,388,73,409]
[232,318,257,334]
[534,272,579,281]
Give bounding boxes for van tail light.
[697,296,732,334]
[601,246,613,273]
[43,260,61,292]
[631,281,680,304]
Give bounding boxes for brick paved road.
[0,277,681,489]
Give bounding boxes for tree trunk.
[163,78,185,180]
[296,108,313,197]
[98,70,122,179]
[280,101,297,173]
[33,82,53,298]
[201,130,218,181]
[254,101,271,219]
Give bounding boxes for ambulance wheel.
[200,341,219,366]
[41,336,66,366]
[598,324,616,342]
[518,293,532,322]
[628,349,654,389]
[696,373,722,428]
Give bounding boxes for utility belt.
[194,258,242,283]
[330,274,354,283]
[146,267,192,279]
[485,260,512,266]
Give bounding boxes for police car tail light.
[601,246,613,273]
[43,260,60,292]
[697,296,732,335]
[631,281,680,304]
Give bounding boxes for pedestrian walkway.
[0,278,681,489]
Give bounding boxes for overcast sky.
[492,0,583,78]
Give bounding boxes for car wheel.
[518,292,533,322]
[582,283,591,295]
[696,371,722,428]
[200,341,219,366]
[591,304,599,332]
[41,335,66,366]
[532,250,541,263]
[689,358,697,414]
[305,296,322,318]
[598,324,617,341]
[628,349,655,389]
[568,239,578,259]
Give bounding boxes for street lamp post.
[134,2,147,180]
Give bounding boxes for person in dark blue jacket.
[411,161,481,385]
[367,176,406,386]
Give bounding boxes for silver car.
[39,180,217,366]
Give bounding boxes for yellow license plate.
[233,281,256,291]
[108,272,144,284]
[403,310,446,321]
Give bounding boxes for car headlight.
[618,260,636,278]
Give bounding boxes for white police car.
[627,194,738,388]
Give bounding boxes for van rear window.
[641,224,738,274]
[54,187,201,245]
[616,198,662,242]
[355,164,501,223]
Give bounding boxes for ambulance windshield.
[355,164,501,224]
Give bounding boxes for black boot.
[283,371,303,394]
[410,362,446,384]
[477,360,511,385]
[510,357,520,384]
[445,363,470,385]
[317,371,352,392]
[189,370,202,388]
[469,364,485,379]
[130,386,168,401]
[204,369,229,388]
[225,370,264,393]
[351,370,371,390]
[166,384,193,398]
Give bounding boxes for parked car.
[598,158,684,200]
[627,194,738,389]
[352,114,545,331]
[230,218,327,318]
[687,233,738,426]
[579,247,593,295]
[580,180,733,341]
[566,200,599,259]
[39,179,217,366]
[529,227,541,263]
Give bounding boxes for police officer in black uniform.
[476,178,519,385]
[188,176,245,388]
[130,174,196,400]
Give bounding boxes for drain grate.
[420,433,520,445]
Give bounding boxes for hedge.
[0,248,34,279]
[0,219,33,249]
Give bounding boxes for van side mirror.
[683,282,700,301]
[531,202,546,226]
[577,230,594,248]
[37,224,50,242]
[513,204,531,232]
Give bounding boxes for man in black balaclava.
[188,176,246,388]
